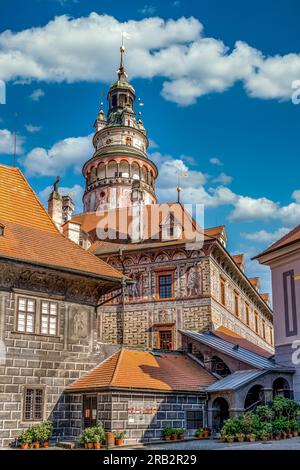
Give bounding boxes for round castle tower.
[82,46,158,212]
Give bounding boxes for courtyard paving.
[140,437,300,451]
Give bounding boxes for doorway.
[83,395,97,429]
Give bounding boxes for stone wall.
[69,391,207,445]
[0,289,118,447]
[99,246,273,353]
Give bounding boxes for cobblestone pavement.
[139,437,300,451]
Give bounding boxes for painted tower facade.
[83,47,158,212]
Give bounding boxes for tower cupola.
[82,45,158,212]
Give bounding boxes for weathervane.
[176,170,188,203]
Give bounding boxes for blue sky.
[1,0,300,293]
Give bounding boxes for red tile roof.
[255,224,300,259]
[0,165,123,281]
[214,326,272,358]
[66,348,216,392]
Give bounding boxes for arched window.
[273,378,292,399]
[107,161,118,178]
[131,162,140,180]
[212,397,229,432]
[211,356,231,377]
[244,385,263,410]
[97,164,105,180]
[90,167,97,183]
[119,161,129,178]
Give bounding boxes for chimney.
[48,193,63,231]
[62,220,81,245]
[48,176,63,231]
[62,195,75,223]
[232,254,245,272]
[249,277,260,292]
[261,293,270,305]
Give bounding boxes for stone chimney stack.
[62,195,75,223]
[48,176,63,231]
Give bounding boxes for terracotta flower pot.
[281,432,287,439]
[21,443,29,450]
[237,437,244,442]
[94,442,101,449]
[293,431,299,437]
[87,442,94,449]
[226,437,234,443]
[84,443,88,449]
[248,438,255,442]
[115,438,123,446]
[106,432,115,447]
[171,434,177,441]
[178,434,184,441]
[163,435,171,441]
[43,441,49,448]
[203,431,209,439]
[34,442,40,449]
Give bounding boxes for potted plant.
[41,421,53,448]
[19,430,32,450]
[80,427,95,449]
[225,434,235,443]
[93,434,102,450]
[105,431,115,447]
[202,428,210,439]
[162,427,173,441]
[195,428,204,439]
[247,433,256,442]
[170,428,177,441]
[236,432,245,442]
[273,429,281,440]
[31,425,42,449]
[177,428,185,440]
[115,431,126,446]
[289,419,299,437]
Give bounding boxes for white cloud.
[242,227,290,243]
[25,124,42,133]
[292,189,300,203]
[229,195,279,222]
[22,133,93,176]
[212,172,232,185]
[148,138,159,149]
[138,5,157,15]
[210,157,223,166]
[0,128,25,154]
[29,88,45,101]
[39,183,84,211]
[0,13,299,105]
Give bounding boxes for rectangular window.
[220,278,226,306]
[234,293,239,317]
[158,274,173,299]
[245,303,250,326]
[159,329,173,350]
[23,388,44,421]
[40,301,58,336]
[17,297,36,333]
[254,312,259,334]
[270,326,273,345]
[262,320,266,340]
[186,409,204,429]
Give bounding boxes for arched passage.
[244,384,264,411]
[273,378,292,399]
[211,356,231,377]
[212,397,229,432]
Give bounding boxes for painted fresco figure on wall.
[186,265,202,296]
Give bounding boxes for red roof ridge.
[13,166,59,233]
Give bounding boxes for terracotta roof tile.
[66,348,216,392]
[214,326,272,358]
[0,165,123,281]
[255,224,300,259]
